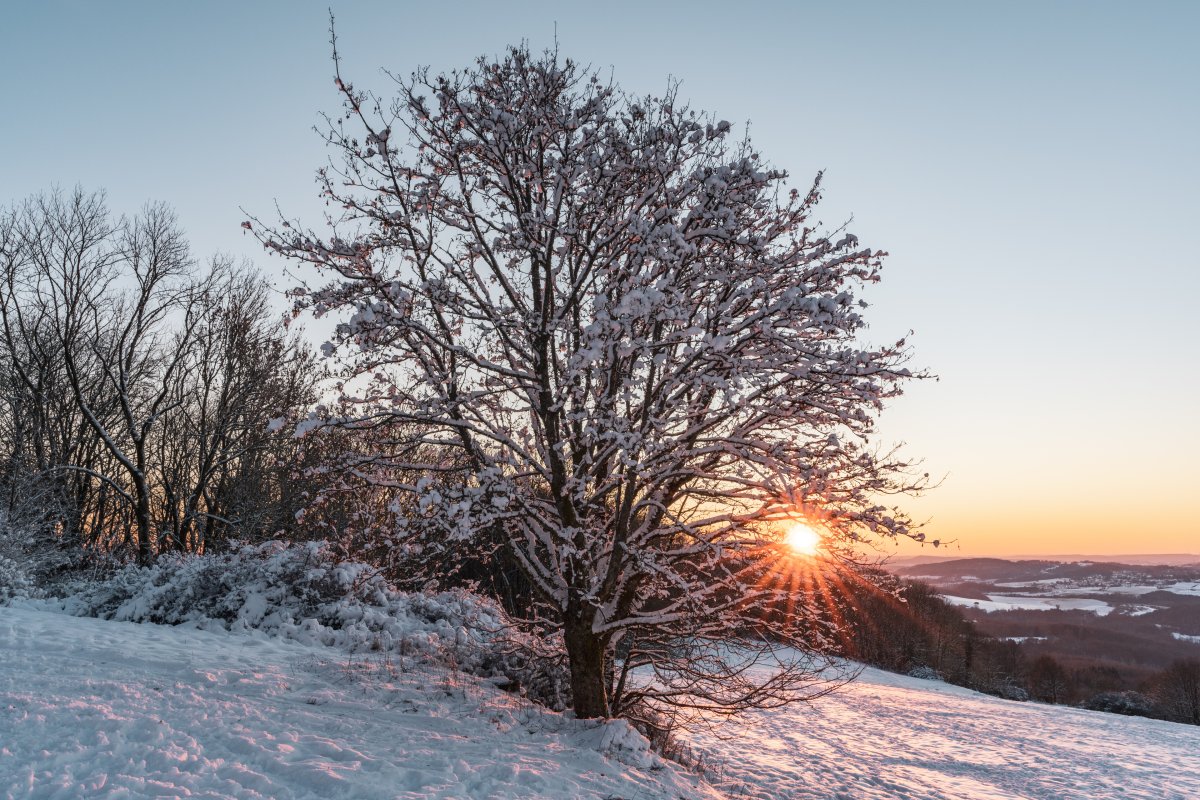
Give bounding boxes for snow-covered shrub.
[55,540,571,708]
[0,504,105,599]
[0,509,55,602]
[1082,691,1156,718]
[990,682,1030,702]
[907,665,943,682]
[0,554,38,602]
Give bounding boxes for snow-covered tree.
[253,41,928,719]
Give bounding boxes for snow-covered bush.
[1083,691,1156,718]
[0,504,108,599]
[0,509,56,602]
[0,554,38,602]
[990,682,1030,702]
[56,541,571,709]
[907,665,943,682]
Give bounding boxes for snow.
[4,595,1198,800]
[1172,632,1200,644]
[0,604,717,800]
[941,594,1113,615]
[1121,604,1160,616]
[1079,585,1161,596]
[1053,582,1200,597]
[686,662,1200,800]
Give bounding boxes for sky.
[2,1,1197,558]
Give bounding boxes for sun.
[784,523,822,556]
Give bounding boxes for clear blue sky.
[3,1,1197,555]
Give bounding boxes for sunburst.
[785,523,822,556]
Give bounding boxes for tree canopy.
[252,39,927,720]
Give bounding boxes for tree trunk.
[134,477,153,566]
[564,613,610,719]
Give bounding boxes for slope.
[0,604,717,800]
[685,663,1200,799]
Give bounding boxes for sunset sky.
[3,1,1196,558]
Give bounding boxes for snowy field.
[1106,581,1200,597]
[3,604,1200,800]
[941,594,1114,614]
[0,604,717,800]
[1007,582,1200,598]
[686,665,1200,800]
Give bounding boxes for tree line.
[0,190,317,570]
[837,574,1200,727]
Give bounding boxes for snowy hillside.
[0,605,717,800]
[3,604,1199,800]
[685,664,1200,800]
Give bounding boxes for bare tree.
[156,264,317,552]
[1,189,316,563]
[1154,659,1200,725]
[1028,654,1071,704]
[253,41,928,719]
[50,199,203,563]
[0,191,130,550]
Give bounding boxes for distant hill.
[1010,554,1200,567]
[892,557,1200,583]
[889,553,1200,569]
[886,554,969,568]
[885,553,1200,697]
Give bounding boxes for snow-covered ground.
[0,604,717,800]
[1035,581,1200,598]
[941,594,1114,614]
[685,665,1200,800]
[4,604,1199,800]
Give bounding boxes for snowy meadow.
[3,554,1198,799]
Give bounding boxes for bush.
[1082,690,1155,718]
[0,554,38,602]
[989,682,1030,702]
[53,540,572,709]
[0,510,61,601]
[907,665,943,681]
[0,506,109,599]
